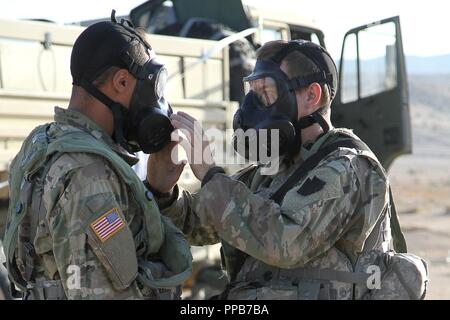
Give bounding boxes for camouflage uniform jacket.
[9,107,186,299]
[158,128,392,299]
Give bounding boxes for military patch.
[90,208,125,242]
[297,176,326,196]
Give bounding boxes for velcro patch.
[297,176,326,196]
[90,208,125,242]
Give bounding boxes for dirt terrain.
[388,74,450,299]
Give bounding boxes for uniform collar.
[54,106,139,166]
[300,127,337,161]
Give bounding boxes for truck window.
[261,27,284,44]
[147,1,177,34]
[359,22,397,98]
[290,29,321,45]
[341,33,358,103]
[340,21,398,103]
[310,33,321,46]
[132,0,177,34]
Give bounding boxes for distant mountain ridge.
[406,55,450,75]
[336,54,450,75]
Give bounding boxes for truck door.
[331,16,411,169]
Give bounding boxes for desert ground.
[388,74,450,299]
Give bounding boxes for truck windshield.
[261,27,283,44]
[145,1,177,34]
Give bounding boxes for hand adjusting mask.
[74,10,173,154]
[232,40,338,161]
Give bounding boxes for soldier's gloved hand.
[146,140,186,194]
[170,112,215,181]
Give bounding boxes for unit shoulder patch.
[297,176,326,196]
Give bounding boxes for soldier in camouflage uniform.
[3,16,192,299]
[147,40,395,299]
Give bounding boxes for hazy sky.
[0,0,446,59]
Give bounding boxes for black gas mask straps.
[79,78,130,150]
[272,40,336,136]
[233,40,337,162]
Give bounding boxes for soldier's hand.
[146,141,186,194]
[170,111,215,181]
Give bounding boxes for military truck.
[0,0,410,299]
[119,0,410,169]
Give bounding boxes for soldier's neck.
[68,97,114,137]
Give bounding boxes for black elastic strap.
[80,79,118,109]
[289,112,329,161]
[271,41,307,64]
[80,79,131,152]
[297,112,330,133]
[271,40,337,99]
[111,9,118,23]
[117,20,152,51]
[271,42,326,75]
[289,71,332,91]
[297,115,316,129]
[311,111,330,133]
[389,187,408,253]
[121,49,143,78]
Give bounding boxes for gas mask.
[232,40,338,162]
[123,58,173,154]
[233,59,298,160]
[76,12,174,154]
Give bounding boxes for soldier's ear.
[112,69,132,93]
[306,83,322,108]
[295,83,322,118]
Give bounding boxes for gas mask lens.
[154,67,168,99]
[244,76,278,107]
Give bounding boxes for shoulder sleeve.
[44,153,142,299]
[156,185,220,246]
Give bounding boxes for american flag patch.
[90,208,125,242]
